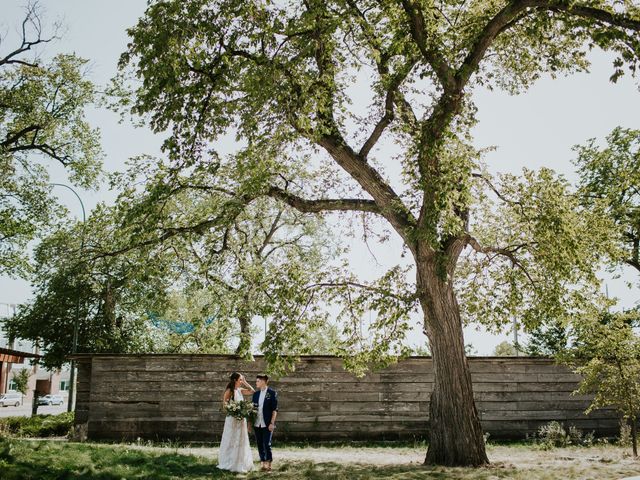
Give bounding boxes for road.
[0,402,67,418]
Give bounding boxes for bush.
[536,421,594,449]
[0,412,74,437]
[618,419,632,448]
[567,425,594,446]
[537,421,568,449]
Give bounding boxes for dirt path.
[177,445,425,465]
[129,443,640,472]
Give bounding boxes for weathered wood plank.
[474,391,593,402]
[478,409,616,421]
[476,400,595,412]
[76,355,619,441]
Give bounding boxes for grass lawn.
[0,438,639,479]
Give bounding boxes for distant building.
[0,303,70,400]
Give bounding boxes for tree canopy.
[7,155,341,369]
[574,127,640,279]
[109,0,639,372]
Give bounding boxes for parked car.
[0,392,22,407]
[37,394,64,406]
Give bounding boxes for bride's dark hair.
[225,372,241,396]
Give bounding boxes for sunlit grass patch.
[0,438,638,479]
[0,438,216,480]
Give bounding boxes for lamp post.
[51,183,86,412]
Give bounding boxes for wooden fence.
[72,354,619,442]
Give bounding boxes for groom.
[252,374,278,472]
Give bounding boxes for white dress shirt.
[255,388,267,427]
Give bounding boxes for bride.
[217,372,255,473]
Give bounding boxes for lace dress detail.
[217,388,254,472]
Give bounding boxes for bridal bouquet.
[224,399,257,420]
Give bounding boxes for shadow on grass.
[0,438,517,480]
[3,438,638,480]
[0,439,229,480]
[271,460,550,480]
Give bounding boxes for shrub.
[0,412,74,437]
[537,421,568,449]
[537,421,594,449]
[568,425,594,446]
[619,419,632,448]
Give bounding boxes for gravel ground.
[128,442,640,471]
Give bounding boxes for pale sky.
[1,1,639,355]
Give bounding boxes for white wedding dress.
[217,388,254,473]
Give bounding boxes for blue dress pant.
[253,426,273,462]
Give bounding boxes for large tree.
[117,0,640,466]
[0,3,102,277]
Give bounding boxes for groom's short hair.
[256,374,269,383]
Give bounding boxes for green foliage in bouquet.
[224,400,257,421]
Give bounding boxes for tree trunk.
[632,417,637,457]
[417,258,489,466]
[235,313,251,355]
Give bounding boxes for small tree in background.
[11,368,30,405]
[562,310,640,457]
[525,320,569,357]
[492,341,517,357]
[5,210,175,369]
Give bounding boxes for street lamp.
[50,183,86,413]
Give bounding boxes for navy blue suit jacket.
[252,387,278,427]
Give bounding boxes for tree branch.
[267,186,381,214]
[359,58,418,158]
[457,0,640,91]
[91,215,231,260]
[256,208,284,257]
[343,0,418,150]
[1,124,41,148]
[301,3,419,247]
[465,234,537,286]
[472,172,523,207]
[304,280,415,303]
[625,257,640,273]
[95,182,383,262]
[0,3,57,68]
[359,86,396,159]
[6,142,72,166]
[543,1,640,31]
[399,0,456,91]
[456,0,535,89]
[317,134,419,243]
